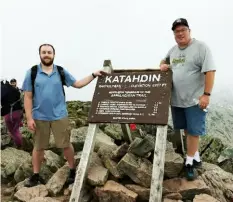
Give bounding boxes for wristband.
[92,73,96,78]
[204,92,211,96]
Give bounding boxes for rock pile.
[1,101,232,202]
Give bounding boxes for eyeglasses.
[174,28,189,35]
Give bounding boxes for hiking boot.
[24,174,44,187]
[66,169,76,185]
[184,164,196,181]
[193,159,202,168]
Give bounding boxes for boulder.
[125,184,150,201]
[104,124,124,141]
[128,135,155,157]
[44,150,64,172]
[46,165,70,196]
[1,147,31,180]
[117,153,152,187]
[163,178,211,200]
[94,180,138,202]
[199,162,233,202]
[193,194,220,202]
[14,185,48,202]
[87,165,109,186]
[14,160,53,183]
[70,126,117,152]
[28,197,60,202]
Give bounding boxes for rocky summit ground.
[1,100,233,202]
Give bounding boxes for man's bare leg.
[186,135,199,158]
[63,144,75,169]
[32,148,44,173]
[64,144,76,185]
[25,148,45,187]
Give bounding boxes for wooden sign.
[88,69,172,125]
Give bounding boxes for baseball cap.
[172,18,189,31]
[10,78,17,83]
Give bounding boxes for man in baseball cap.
[159,18,216,181]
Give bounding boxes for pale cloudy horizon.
[1,0,233,102]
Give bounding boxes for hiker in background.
[10,78,18,88]
[160,18,216,180]
[1,80,23,147]
[10,78,24,126]
[10,78,23,92]
[22,43,107,187]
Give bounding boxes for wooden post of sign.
[69,60,133,202]
[121,124,133,143]
[149,125,168,202]
[69,60,113,202]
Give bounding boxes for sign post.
[69,60,172,202]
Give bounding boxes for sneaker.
[193,159,202,168]
[183,158,202,169]
[184,164,196,181]
[66,169,76,185]
[24,174,44,187]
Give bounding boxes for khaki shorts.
[34,117,71,150]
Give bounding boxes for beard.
[40,56,54,66]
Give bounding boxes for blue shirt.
[22,64,76,121]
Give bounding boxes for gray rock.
[1,148,31,179]
[193,194,220,202]
[117,153,152,188]
[128,135,155,157]
[94,180,138,202]
[163,178,211,200]
[1,134,12,148]
[14,160,53,184]
[163,199,183,202]
[199,136,226,164]
[200,162,233,202]
[102,155,124,179]
[28,197,60,202]
[15,179,28,191]
[163,193,182,200]
[125,184,150,201]
[112,143,129,160]
[2,187,15,196]
[46,165,70,196]
[217,147,233,174]
[87,165,109,186]
[70,126,117,152]
[70,127,89,151]
[95,129,117,152]
[14,185,48,202]
[44,150,64,172]
[1,120,8,134]
[164,151,184,178]
[97,145,118,160]
[104,124,124,140]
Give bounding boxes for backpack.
[31,65,66,96]
[1,81,23,118]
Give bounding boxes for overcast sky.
[1,0,233,101]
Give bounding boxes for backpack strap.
[31,65,38,97]
[56,66,66,96]
[30,65,66,97]
[10,97,22,122]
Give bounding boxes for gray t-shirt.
[165,38,216,108]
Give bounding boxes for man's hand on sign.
[199,94,210,109]
[160,64,170,71]
[93,70,109,77]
